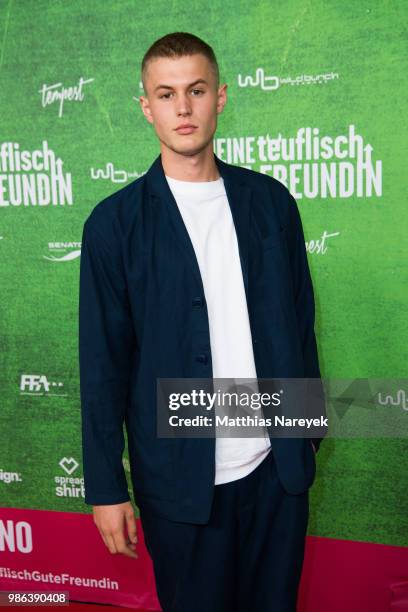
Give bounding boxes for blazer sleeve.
[286,193,327,453]
[78,218,136,505]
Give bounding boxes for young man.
[79,32,325,612]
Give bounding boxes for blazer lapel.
[214,154,251,299]
[145,153,252,298]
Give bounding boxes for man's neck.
[161,146,220,182]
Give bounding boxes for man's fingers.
[105,533,118,555]
[113,530,138,559]
[99,532,109,549]
[101,529,137,558]
[125,510,138,544]
[92,503,138,558]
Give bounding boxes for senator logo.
[43,241,81,262]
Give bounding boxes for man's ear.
[139,95,154,125]
[217,83,228,115]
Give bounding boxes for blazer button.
[192,296,205,309]
[196,353,208,364]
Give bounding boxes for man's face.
[139,53,227,157]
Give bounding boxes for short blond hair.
[141,31,219,94]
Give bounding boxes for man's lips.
[175,125,197,134]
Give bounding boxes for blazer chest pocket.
[261,226,286,251]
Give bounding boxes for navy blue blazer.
[78,152,326,523]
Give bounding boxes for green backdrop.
[0,0,407,548]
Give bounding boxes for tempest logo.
[39,76,95,118]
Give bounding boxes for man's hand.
[93,501,138,559]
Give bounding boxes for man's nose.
[176,94,192,116]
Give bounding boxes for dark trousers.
[139,449,309,612]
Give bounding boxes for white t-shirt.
[165,173,271,485]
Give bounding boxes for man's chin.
[161,136,213,158]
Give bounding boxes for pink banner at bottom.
[0,507,159,609]
[299,535,408,612]
[0,507,407,611]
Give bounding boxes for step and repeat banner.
[0,1,407,611]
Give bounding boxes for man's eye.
[159,89,204,99]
